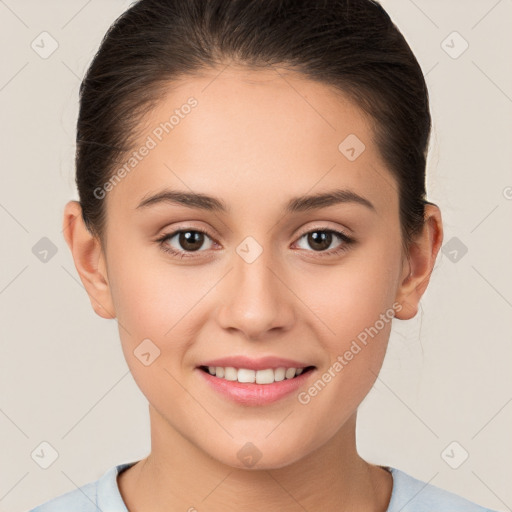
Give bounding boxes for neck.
[118,407,392,512]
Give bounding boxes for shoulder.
[26,461,137,512]
[26,480,98,512]
[387,467,498,512]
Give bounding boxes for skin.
[63,65,443,511]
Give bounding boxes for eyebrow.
[136,188,376,214]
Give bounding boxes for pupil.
[309,231,331,251]
[180,231,204,251]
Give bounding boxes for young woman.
[29,0,498,510]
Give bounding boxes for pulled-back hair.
[76,0,434,252]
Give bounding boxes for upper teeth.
[207,366,304,384]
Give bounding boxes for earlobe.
[394,204,444,320]
[62,200,116,320]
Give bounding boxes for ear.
[394,203,444,320]
[62,200,116,319]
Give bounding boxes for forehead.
[106,65,398,218]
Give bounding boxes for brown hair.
[76,0,434,252]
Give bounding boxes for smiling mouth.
[198,365,316,385]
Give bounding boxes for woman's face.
[100,66,411,468]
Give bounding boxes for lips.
[198,355,313,371]
[196,356,316,405]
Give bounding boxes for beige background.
[1,0,511,510]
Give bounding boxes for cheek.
[298,242,401,342]
[107,257,202,401]
[293,239,401,411]
[294,250,399,428]
[107,233,205,334]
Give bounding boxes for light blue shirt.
[27,461,498,511]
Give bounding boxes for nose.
[216,249,296,341]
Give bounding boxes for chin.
[205,436,312,471]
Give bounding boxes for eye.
[293,227,355,257]
[155,226,355,260]
[156,228,216,259]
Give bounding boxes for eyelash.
[155,226,355,260]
